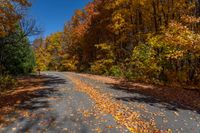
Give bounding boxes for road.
[0,72,200,133]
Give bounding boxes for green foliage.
[131,44,161,80]
[0,26,35,76]
[1,38,35,75]
[124,69,135,80]
[0,75,18,92]
[109,65,123,77]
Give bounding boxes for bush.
[90,43,115,75]
[0,75,17,92]
[124,69,135,80]
[1,38,35,75]
[90,59,114,75]
[130,44,161,80]
[109,65,123,77]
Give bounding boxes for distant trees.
[34,0,200,85]
[34,32,63,71]
[34,32,78,72]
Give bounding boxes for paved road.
[71,72,200,133]
[0,72,200,133]
[0,72,128,133]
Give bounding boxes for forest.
[34,0,200,86]
[1,0,200,90]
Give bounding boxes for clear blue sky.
[28,0,91,41]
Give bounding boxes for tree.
[148,21,200,83]
[0,27,35,75]
[0,0,40,76]
[0,0,31,37]
[34,0,200,85]
[45,32,63,70]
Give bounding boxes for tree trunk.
[152,0,158,32]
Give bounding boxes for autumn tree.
[35,0,200,86]
[0,0,31,37]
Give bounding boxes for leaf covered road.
[0,72,200,133]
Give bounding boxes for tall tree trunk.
[152,0,158,32]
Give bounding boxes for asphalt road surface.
[0,72,200,133]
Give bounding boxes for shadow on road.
[108,82,200,114]
[0,75,67,125]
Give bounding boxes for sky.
[28,0,91,41]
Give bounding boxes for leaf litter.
[67,74,168,133]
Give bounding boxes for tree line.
[34,0,200,86]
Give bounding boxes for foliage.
[0,27,35,76]
[33,0,200,86]
[0,0,38,94]
[0,28,35,75]
[128,20,200,84]
[0,75,18,92]
[34,32,78,72]
[147,21,200,84]
[130,44,161,80]
[3,39,35,75]
[34,46,50,71]
[0,0,37,77]
[45,32,63,70]
[109,65,123,77]
[0,0,31,37]
[60,55,78,71]
[90,43,115,75]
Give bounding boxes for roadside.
[0,75,48,129]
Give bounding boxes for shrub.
[124,69,135,80]
[0,75,17,92]
[90,43,115,75]
[130,44,161,80]
[109,65,123,77]
[90,59,113,75]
